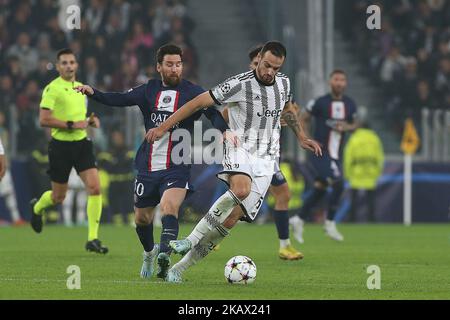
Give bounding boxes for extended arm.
[74,85,141,107]
[202,107,229,133]
[146,91,215,143]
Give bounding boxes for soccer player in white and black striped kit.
[146,41,322,282]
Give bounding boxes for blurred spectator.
[81,56,101,87]
[435,57,450,100]
[1,0,198,159]
[6,32,39,75]
[29,57,57,88]
[339,0,450,138]
[15,80,41,156]
[98,130,134,226]
[84,0,107,34]
[0,75,15,127]
[36,33,57,62]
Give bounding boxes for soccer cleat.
[140,244,159,279]
[85,239,109,254]
[166,268,183,283]
[156,252,171,279]
[324,220,344,242]
[279,245,304,260]
[169,239,192,255]
[289,216,305,244]
[30,198,43,233]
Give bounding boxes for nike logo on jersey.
[167,181,177,186]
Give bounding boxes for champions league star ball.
[224,255,257,284]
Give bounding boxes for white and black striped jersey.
[209,70,292,160]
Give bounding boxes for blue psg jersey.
[90,79,228,174]
[306,93,357,160]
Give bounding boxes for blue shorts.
[134,167,193,208]
[310,155,342,183]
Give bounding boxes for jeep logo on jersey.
[257,109,282,118]
[162,96,172,104]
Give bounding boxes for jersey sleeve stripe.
[209,90,221,105]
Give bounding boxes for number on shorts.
[135,182,144,196]
[255,196,264,210]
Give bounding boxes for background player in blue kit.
[75,44,230,280]
[290,69,359,243]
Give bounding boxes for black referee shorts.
[47,138,97,184]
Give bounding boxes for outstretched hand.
[74,85,94,96]
[221,130,240,147]
[145,127,166,144]
[300,137,322,156]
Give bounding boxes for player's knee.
[52,193,65,204]
[160,201,179,216]
[135,213,151,225]
[86,183,101,196]
[230,186,250,201]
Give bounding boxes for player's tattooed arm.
[281,102,304,137]
[282,102,322,156]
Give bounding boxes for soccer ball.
[224,255,257,284]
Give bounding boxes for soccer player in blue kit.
[289,69,359,243]
[74,44,231,280]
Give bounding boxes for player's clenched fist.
[73,85,94,96]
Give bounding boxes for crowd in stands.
[0,0,197,157]
[340,0,450,134]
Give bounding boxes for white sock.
[6,193,21,222]
[187,190,238,247]
[175,225,230,273]
[144,245,157,256]
[280,239,291,249]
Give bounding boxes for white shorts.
[217,145,274,222]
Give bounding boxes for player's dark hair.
[260,41,287,59]
[248,44,264,61]
[156,44,183,64]
[57,48,75,61]
[330,69,346,78]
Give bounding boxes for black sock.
[135,223,154,252]
[273,209,289,240]
[298,188,327,219]
[160,215,179,254]
[327,180,344,220]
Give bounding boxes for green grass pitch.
[1,223,449,300]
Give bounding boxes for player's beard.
[163,74,181,87]
[331,86,345,98]
[256,67,274,85]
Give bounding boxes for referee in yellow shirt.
[30,48,108,254]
